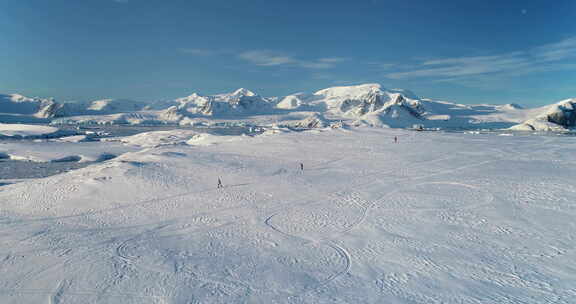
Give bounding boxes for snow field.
[0,128,575,303]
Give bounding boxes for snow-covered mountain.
[186,88,273,116]
[0,95,147,122]
[308,84,426,126]
[2,85,575,131]
[285,83,527,129]
[0,93,63,120]
[510,98,576,131]
[85,98,147,114]
[146,88,273,117]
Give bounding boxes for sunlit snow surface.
[0,127,575,303]
[0,123,60,138]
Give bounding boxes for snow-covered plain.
[1,127,576,303]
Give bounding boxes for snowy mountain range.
[2,84,575,131]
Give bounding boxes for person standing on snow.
[300,162,304,171]
[394,136,398,144]
[217,178,223,189]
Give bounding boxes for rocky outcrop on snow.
[381,94,425,119]
[158,106,184,122]
[338,91,385,116]
[276,95,303,110]
[510,99,576,131]
[34,99,65,118]
[289,113,329,129]
[0,94,65,119]
[544,99,576,127]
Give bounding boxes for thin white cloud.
[178,48,218,56]
[300,62,335,69]
[385,36,576,80]
[420,52,523,66]
[388,54,529,79]
[179,48,345,69]
[318,57,347,63]
[238,50,295,66]
[365,62,399,70]
[378,63,398,70]
[238,50,344,69]
[532,36,576,61]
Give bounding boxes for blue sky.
[0,0,575,106]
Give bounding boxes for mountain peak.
[187,93,203,99]
[314,83,383,98]
[231,88,256,97]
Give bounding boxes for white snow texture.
[1,126,576,303]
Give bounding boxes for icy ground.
[0,127,575,303]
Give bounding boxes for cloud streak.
[180,48,345,69]
[385,36,576,80]
[238,50,346,69]
[178,48,218,56]
[238,50,295,66]
[532,36,576,61]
